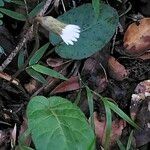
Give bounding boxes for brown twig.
[0,0,53,71]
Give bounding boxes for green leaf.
[0,0,4,6]
[26,68,47,84]
[86,86,94,129]
[126,130,133,150]
[28,1,45,18]
[32,64,67,80]
[92,0,101,18]
[29,43,49,66]
[0,8,26,21]
[11,0,25,5]
[18,146,34,150]
[103,101,112,150]
[27,96,95,150]
[18,50,25,69]
[105,100,139,129]
[0,45,5,54]
[117,140,126,150]
[49,3,118,59]
[0,20,3,25]
[0,12,3,18]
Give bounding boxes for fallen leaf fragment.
[50,76,80,94]
[81,58,107,93]
[24,79,39,94]
[124,18,150,55]
[94,112,126,147]
[137,51,150,60]
[46,57,64,67]
[108,56,128,81]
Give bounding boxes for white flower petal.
[60,24,81,45]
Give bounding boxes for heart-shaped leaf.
[49,3,118,59]
[27,96,95,150]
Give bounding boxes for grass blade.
[105,99,139,129]
[29,43,50,65]
[32,64,67,80]
[26,68,47,84]
[103,101,112,150]
[0,8,26,21]
[86,86,94,129]
[126,130,133,150]
[117,139,126,150]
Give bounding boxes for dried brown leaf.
[50,76,80,94]
[108,56,128,81]
[94,112,126,147]
[124,18,150,55]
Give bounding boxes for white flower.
[60,25,80,45]
[36,16,81,45]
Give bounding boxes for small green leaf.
[29,43,49,66]
[18,50,25,69]
[27,96,95,150]
[126,130,133,150]
[32,64,67,80]
[26,68,47,84]
[106,99,139,129]
[103,101,112,150]
[0,8,26,21]
[86,86,94,129]
[28,1,45,18]
[117,140,126,150]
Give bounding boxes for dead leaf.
[124,18,150,55]
[94,112,126,147]
[50,76,80,94]
[137,51,150,60]
[131,96,150,147]
[81,58,108,93]
[46,57,66,68]
[24,79,39,94]
[108,56,128,81]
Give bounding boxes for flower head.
[60,25,80,45]
[36,16,80,45]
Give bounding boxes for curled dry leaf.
[108,56,128,81]
[50,76,80,94]
[46,57,65,68]
[94,112,126,147]
[124,18,150,55]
